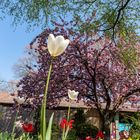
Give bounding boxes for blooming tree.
[17,20,140,139]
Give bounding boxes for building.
[0,92,139,139]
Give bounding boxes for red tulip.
[60,119,67,129]
[60,119,74,129]
[68,119,74,129]
[22,123,34,132]
[95,131,104,139]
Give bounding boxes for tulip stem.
[40,60,53,140]
[67,105,70,121]
[62,126,65,140]
[62,105,71,140]
[64,126,70,140]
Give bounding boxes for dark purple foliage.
[17,19,140,135]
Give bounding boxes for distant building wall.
[47,108,101,129]
[86,109,101,129]
[0,105,101,132]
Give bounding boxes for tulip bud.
[68,89,79,100]
[48,34,70,57]
[14,97,25,104]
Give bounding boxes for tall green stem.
[67,105,70,121]
[62,105,71,140]
[64,126,70,140]
[62,126,65,140]
[40,61,53,140]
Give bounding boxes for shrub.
[73,109,98,139]
[129,113,140,139]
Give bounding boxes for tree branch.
[101,79,111,113]
[113,87,140,111]
[99,0,131,39]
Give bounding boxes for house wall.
[0,105,101,132]
[0,105,16,132]
[86,109,101,129]
[46,108,101,129]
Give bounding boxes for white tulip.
[14,97,25,104]
[68,89,79,100]
[48,34,70,57]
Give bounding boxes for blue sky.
[0,17,41,81]
[0,15,139,82]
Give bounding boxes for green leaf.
[46,113,54,140]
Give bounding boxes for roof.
[0,92,140,112]
[0,92,15,104]
[59,98,140,112]
[59,98,89,109]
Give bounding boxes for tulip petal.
[47,34,69,57]
[48,34,56,56]
[51,35,64,56]
[55,35,65,43]
[68,89,79,100]
[54,39,69,56]
[51,36,68,57]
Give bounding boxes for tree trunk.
[100,113,113,140]
[102,122,110,140]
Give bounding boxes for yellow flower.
[48,34,70,57]
[68,89,79,100]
